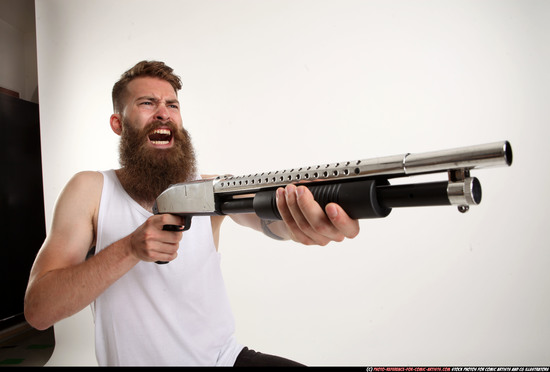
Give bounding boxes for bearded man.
[24,61,360,366]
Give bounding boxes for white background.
[35,0,549,366]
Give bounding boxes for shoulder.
[41,171,105,264]
[67,170,104,188]
[60,171,104,201]
[54,171,104,226]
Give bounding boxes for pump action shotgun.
[153,141,512,231]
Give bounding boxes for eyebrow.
[136,96,180,105]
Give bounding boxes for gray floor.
[0,324,54,366]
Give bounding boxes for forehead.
[126,76,178,100]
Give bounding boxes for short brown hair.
[112,60,182,113]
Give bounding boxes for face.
[116,76,183,148]
[112,76,197,203]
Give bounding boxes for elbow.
[24,308,52,331]
[24,297,54,331]
[24,309,47,331]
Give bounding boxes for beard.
[117,118,197,204]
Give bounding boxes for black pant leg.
[234,347,306,367]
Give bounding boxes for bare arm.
[230,184,360,245]
[24,172,185,330]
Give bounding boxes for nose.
[155,103,170,122]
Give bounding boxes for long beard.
[117,119,197,204]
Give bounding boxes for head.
[110,61,197,203]
[112,60,182,115]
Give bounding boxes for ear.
[110,114,123,136]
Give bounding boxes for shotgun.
[153,141,512,231]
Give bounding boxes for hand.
[275,184,360,246]
[129,214,186,262]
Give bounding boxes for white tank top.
[92,170,243,366]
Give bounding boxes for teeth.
[149,128,172,145]
[152,129,171,135]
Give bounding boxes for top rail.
[213,141,512,195]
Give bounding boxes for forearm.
[24,235,139,330]
[229,213,290,241]
[260,219,290,241]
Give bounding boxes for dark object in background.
[0,93,46,331]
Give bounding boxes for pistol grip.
[155,216,192,265]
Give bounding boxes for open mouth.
[148,128,173,146]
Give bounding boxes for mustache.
[123,120,179,137]
[146,120,178,132]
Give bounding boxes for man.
[24,61,360,366]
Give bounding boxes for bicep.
[29,172,102,281]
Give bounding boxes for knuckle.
[290,232,310,245]
[143,229,157,241]
[316,238,330,246]
[300,238,316,246]
[346,224,360,239]
[312,222,332,235]
[295,220,312,232]
[308,219,336,237]
[143,218,156,229]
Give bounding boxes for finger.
[153,250,178,263]
[325,203,360,239]
[150,232,181,262]
[276,186,319,245]
[143,215,184,247]
[157,214,185,230]
[154,215,186,243]
[293,186,345,242]
[282,185,337,245]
